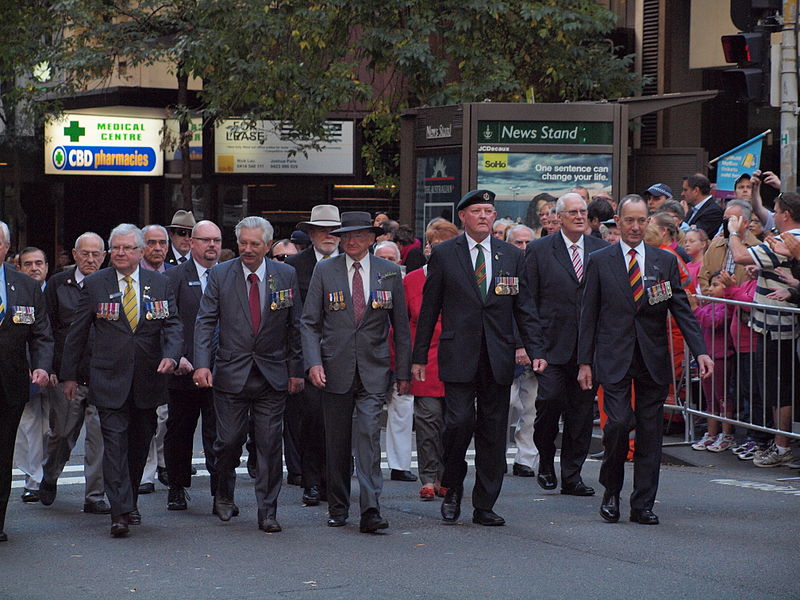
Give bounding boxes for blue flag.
[714,132,768,199]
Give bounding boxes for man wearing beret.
[412,190,547,526]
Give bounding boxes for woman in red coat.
[405,219,460,499]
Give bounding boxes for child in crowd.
[683,228,709,285]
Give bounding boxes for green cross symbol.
[54,149,64,166]
[64,121,85,142]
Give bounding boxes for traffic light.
[720,32,770,103]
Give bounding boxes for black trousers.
[282,391,303,478]
[441,339,510,512]
[0,390,25,531]
[299,382,326,489]
[164,386,218,493]
[599,346,668,511]
[97,392,157,519]
[533,357,595,487]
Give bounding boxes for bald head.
[191,220,222,267]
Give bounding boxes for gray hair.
[555,193,587,214]
[235,216,274,244]
[108,223,144,249]
[374,240,401,261]
[506,224,535,242]
[0,220,9,245]
[141,224,169,239]
[73,232,105,251]
[660,199,686,220]
[725,199,753,220]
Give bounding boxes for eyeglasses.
[76,250,104,259]
[171,229,191,237]
[193,237,221,245]
[273,254,290,261]
[110,245,139,254]
[561,209,588,217]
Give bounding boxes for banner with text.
[713,132,767,199]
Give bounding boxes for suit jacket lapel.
[457,234,484,304]
[553,234,579,284]
[232,259,253,331]
[185,260,202,303]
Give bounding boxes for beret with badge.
[456,189,496,211]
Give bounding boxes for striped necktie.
[0,294,5,323]
[570,243,583,281]
[475,244,487,300]
[122,275,139,332]
[628,248,643,307]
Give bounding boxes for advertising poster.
[165,118,203,161]
[415,154,461,229]
[476,152,612,221]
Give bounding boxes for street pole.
[780,0,798,191]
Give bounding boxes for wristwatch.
[730,231,741,237]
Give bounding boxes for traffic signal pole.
[780,0,798,191]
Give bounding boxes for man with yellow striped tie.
[62,224,183,538]
[577,195,713,526]
[0,220,53,542]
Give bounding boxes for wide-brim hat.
[330,211,384,236]
[457,189,496,211]
[168,209,196,230]
[299,205,341,230]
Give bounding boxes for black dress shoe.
[472,509,505,526]
[21,489,39,504]
[589,450,605,460]
[0,531,7,542]
[441,486,462,522]
[212,499,239,517]
[167,487,188,511]
[536,470,558,490]
[302,486,321,506]
[286,473,302,486]
[327,515,347,527]
[561,482,595,496]
[191,466,197,475]
[129,509,142,525]
[157,467,169,487]
[259,517,282,533]
[83,500,111,514]
[110,518,129,538]
[39,481,57,506]
[247,457,257,479]
[138,482,155,495]
[214,497,235,522]
[630,508,659,525]
[599,492,620,523]
[359,509,389,533]
[512,463,536,477]
[390,469,417,482]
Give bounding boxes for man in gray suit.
[194,216,304,534]
[301,211,412,533]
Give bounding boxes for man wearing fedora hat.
[165,210,196,267]
[301,211,411,533]
[284,205,341,506]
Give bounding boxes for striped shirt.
[747,228,800,340]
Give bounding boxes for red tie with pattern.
[570,243,583,281]
[628,248,643,307]
[248,272,261,335]
[352,261,366,326]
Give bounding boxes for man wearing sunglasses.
[165,210,196,266]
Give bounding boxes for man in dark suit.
[525,193,608,496]
[301,211,411,533]
[164,210,195,266]
[62,223,182,538]
[0,220,53,542]
[284,204,341,506]
[194,216,304,534]
[681,173,724,239]
[578,195,713,525]
[163,220,223,512]
[412,190,546,527]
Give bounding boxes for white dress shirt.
[194,258,209,293]
[560,231,584,264]
[345,254,371,301]
[620,239,646,276]
[466,234,492,287]
[241,259,267,311]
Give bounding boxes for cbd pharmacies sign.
[45,113,164,176]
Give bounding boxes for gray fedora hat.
[330,211,384,236]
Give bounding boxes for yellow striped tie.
[122,275,138,332]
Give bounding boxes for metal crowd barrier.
[672,294,800,443]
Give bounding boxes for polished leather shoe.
[441,486,463,522]
[212,499,240,517]
[39,481,57,506]
[110,515,130,538]
[327,515,347,527]
[259,517,282,533]
[302,486,321,506]
[83,500,111,514]
[129,509,142,525]
[630,508,659,525]
[286,473,302,486]
[191,466,198,476]
[0,531,7,542]
[138,482,155,495]
[390,469,417,482]
[214,497,235,522]
[20,489,39,503]
[561,482,595,496]
[167,487,188,511]
[472,509,505,526]
[512,463,536,477]
[537,470,558,490]
[359,510,389,533]
[599,492,620,523]
[157,467,169,487]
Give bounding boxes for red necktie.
[248,272,261,335]
[570,243,583,281]
[352,262,365,326]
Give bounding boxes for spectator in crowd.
[571,186,590,202]
[545,208,561,235]
[395,224,426,272]
[682,173,724,239]
[164,210,196,266]
[593,192,617,212]
[682,227,709,284]
[219,248,236,262]
[289,230,310,252]
[748,213,765,241]
[644,183,673,214]
[373,212,390,228]
[600,218,620,244]
[749,170,780,231]
[377,220,399,244]
[734,173,753,200]
[492,218,514,241]
[650,212,692,266]
[660,199,689,232]
[269,239,298,262]
[524,193,556,236]
[587,197,614,239]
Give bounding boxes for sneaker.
[753,446,795,468]
[707,433,736,453]
[691,432,715,451]
[732,440,756,455]
[754,443,774,459]
[787,457,800,469]
[738,444,762,460]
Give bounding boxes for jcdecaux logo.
[52,145,157,172]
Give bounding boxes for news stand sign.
[45,114,164,176]
[712,131,768,199]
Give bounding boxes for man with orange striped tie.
[412,190,546,527]
[578,195,713,525]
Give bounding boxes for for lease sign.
[45,113,164,176]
